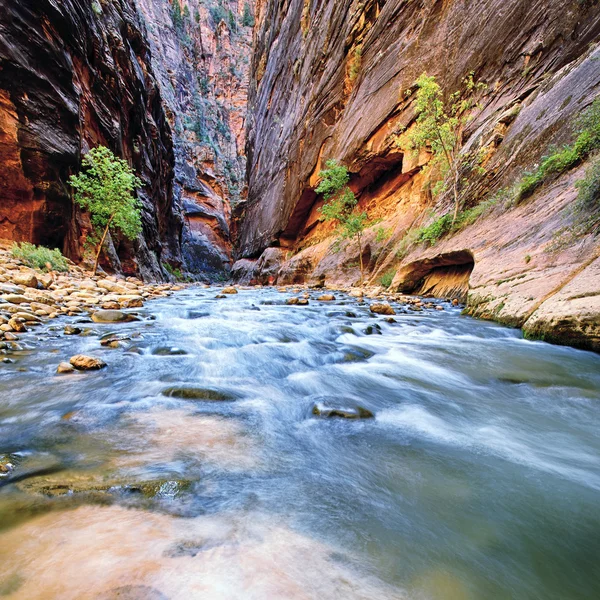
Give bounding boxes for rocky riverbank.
[0,241,187,366]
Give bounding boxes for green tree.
[242,2,254,27]
[406,72,485,225]
[171,0,183,29]
[316,160,369,286]
[69,146,143,275]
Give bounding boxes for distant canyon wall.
[0,0,252,279]
[237,0,600,350]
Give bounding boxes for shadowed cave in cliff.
[394,250,475,302]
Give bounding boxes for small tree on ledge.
[405,72,485,225]
[316,159,369,286]
[69,146,143,276]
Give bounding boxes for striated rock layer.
[0,0,253,279]
[237,0,600,351]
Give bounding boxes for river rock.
[2,294,29,304]
[162,387,238,401]
[312,404,374,419]
[91,310,136,323]
[8,318,26,332]
[363,324,382,335]
[0,456,14,477]
[370,303,396,315]
[12,272,38,288]
[64,325,82,335]
[69,355,107,370]
[97,279,129,294]
[152,347,188,356]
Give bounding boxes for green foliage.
[575,155,600,227]
[11,242,69,272]
[375,226,392,242]
[413,194,499,246]
[242,2,255,27]
[69,146,142,273]
[415,214,453,244]
[316,160,369,285]
[348,45,362,82]
[69,146,142,240]
[171,0,183,29]
[379,269,395,288]
[315,159,350,199]
[405,72,485,222]
[163,262,184,280]
[228,9,238,33]
[209,3,228,26]
[515,98,600,203]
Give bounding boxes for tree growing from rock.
[316,160,369,286]
[69,146,142,276]
[406,72,485,225]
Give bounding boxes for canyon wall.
[237,0,600,350]
[0,0,253,279]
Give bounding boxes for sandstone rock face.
[0,0,177,278]
[135,0,255,277]
[0,0,254,280]
[239,0,600,350]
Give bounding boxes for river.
[0,287,599,599]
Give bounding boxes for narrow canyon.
[1,4,600,598]
[1,0,599,350]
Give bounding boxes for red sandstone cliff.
[0,0,253,279]
[236,0,600,350]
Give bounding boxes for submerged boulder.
[162,387,238,401]
[312,404,374,419]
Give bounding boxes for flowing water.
[0,288,599,600]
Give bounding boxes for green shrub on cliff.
[405,73,486,225]
[242,2,254,27]
[171,0,184,29]
[69,146,142,276]
[515,98,600,203]
[11,242,68,272]
[575,156,600,225]
[316,160,369,286]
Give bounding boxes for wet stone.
[342,347,375,362]
[162,387,238,401]
[370,303,396,315]
[69,355,107,371]
[92,310,137,323]
[152,347,188,356]
[64,325,82,335]
[363,324,382,335]
[312,405,374,419]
